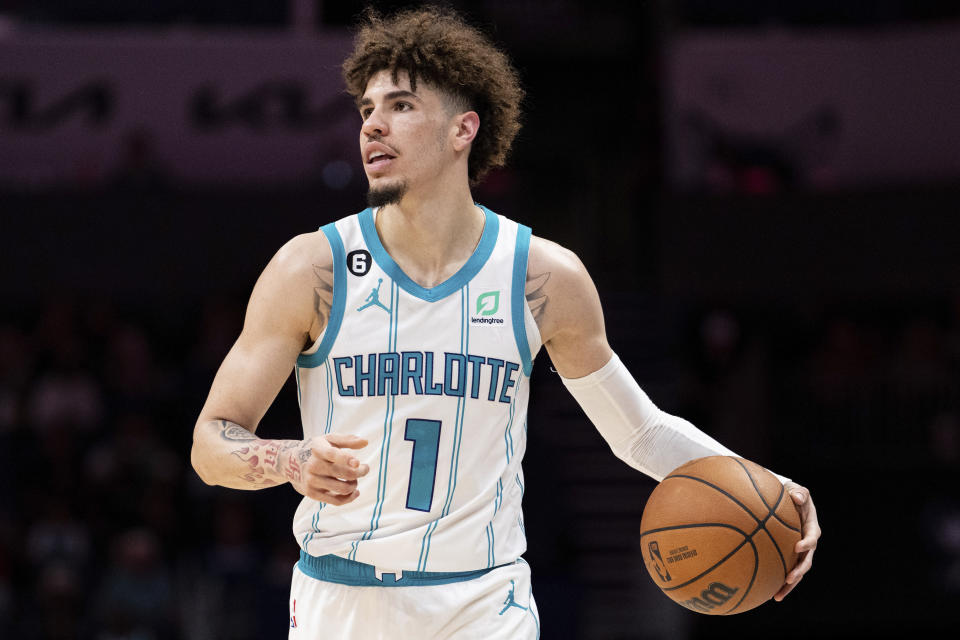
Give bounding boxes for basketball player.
[190,8,820,638]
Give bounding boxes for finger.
[324,434,369,450]
[314,489,360,506]
[307,459,369,483]
[773,573,802,602]
[326,448,370,479]
[796,505,820,553]
[312,476,358,496]
[789,487,808,506]
[313,436,370,476]
[796,528,820,553]
[786,549,814,584]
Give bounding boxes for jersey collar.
[357,205,500,303]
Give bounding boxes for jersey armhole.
[297,222,347,368]
[511,224,535,376]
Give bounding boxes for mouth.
[367,152,396,170]
[365,143,398,171]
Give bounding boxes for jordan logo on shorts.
[357,278,391,313]
[498,580,529,615]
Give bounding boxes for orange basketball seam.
[731,458,774,512]
[731,458,790,578]
[763,491,789,578]
[664,474,762,525]
[639,521,750,539]
[770,507,801,533]
[723,535,760,615]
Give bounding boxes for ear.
[451,111,479,152]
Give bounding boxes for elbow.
[190,430,216,486]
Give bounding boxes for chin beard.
[367,181,408,208]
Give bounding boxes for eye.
[360,107,373,120]
[394,101,412,112]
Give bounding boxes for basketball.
[640,456,802,615]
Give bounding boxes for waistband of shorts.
[297,550,499,587]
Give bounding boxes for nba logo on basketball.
[647,541,671,582]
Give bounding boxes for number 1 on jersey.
[404,419,441,512]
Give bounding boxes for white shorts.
[288,552,540,639]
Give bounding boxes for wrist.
[257,439,301,483]
[276,440,311,485]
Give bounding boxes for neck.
[374,183,485,288]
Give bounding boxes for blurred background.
[1,1,959,638]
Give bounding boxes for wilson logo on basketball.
[679,582,739,613]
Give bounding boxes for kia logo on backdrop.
[0,80,114,130]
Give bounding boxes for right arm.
[190,231,369,504]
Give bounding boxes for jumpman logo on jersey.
[357,278,391,313]
[498,580,529,615]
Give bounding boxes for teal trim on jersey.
[417,285,469,571]
[485,522,495,568]
[358,206,500,302]
[303,510,321,550]
[373,282,400,532]
[355,281,400,560]
[490,523,496,567]
[324,359,334,434]
[298,550,499,587]
[503,389,516,461]
[298,222,347,368]
[515,473,524,497]
[513,558,540,638]
[485,525,491,567]
[295,365,302,408]
[511,224,534,376]
[528,581,540,638]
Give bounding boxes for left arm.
[527,235,819,599]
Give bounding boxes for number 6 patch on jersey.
[347,249,371,276]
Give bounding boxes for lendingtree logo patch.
[472,290,504,325]
[477,291,500,316]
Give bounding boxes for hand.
[774,481,821,601]
[285,434,370,506]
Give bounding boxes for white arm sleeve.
[560,352,790,484]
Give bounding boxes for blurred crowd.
[0,292,956,638]
[0,298,300,639]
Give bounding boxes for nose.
[361,106,388,138]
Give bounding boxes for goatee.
[367,182,407,208]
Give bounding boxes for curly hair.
[342,6,524,185]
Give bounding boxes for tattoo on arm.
[313,263,334,330]
[219,420,258,441]
[216,420,297,488]
[525,271,551,325]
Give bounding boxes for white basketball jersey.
[292,205,542,572]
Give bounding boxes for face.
[357,69,463,207]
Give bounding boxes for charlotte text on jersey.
[331,352,521,403]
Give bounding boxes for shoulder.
[525,235,602,344]
[524,235,612,375]
[271,229,333,278]
[245,229,335,342]
[527,235,593,295]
